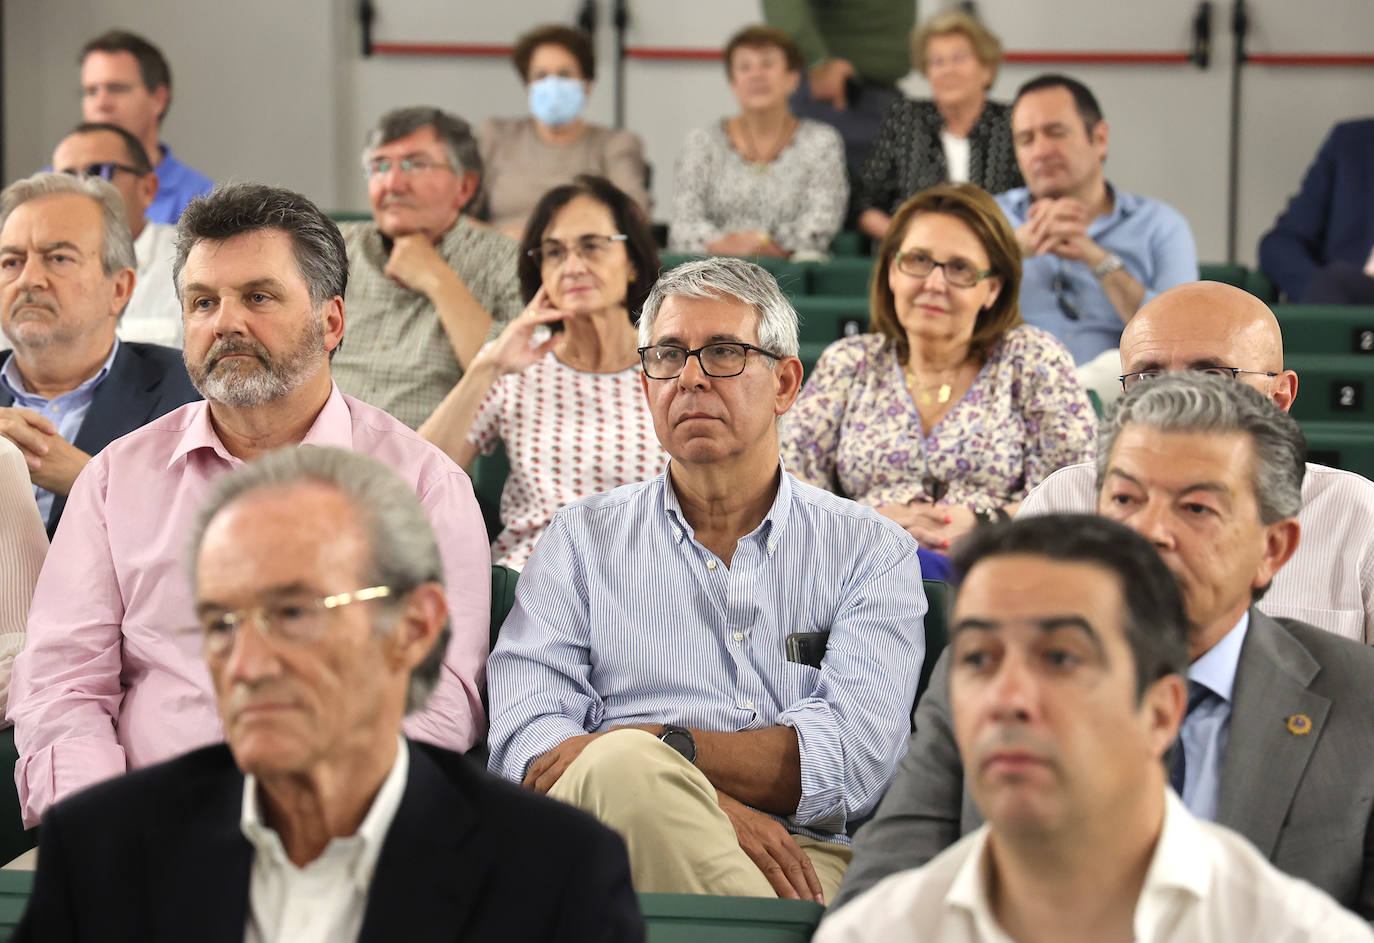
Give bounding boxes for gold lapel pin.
[1286,714,1313,736]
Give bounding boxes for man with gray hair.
[487,257,927,902]
[0,171,197,536]
[834,374,1374,919]
[10,183,491,829]
[330,106,523,430]
[16,446,644,942]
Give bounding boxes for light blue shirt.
[486,465,928,843]
[148,144,214,225]
[0,340,118,525]
[995,185,1199,364]
[1179,611,1249,821]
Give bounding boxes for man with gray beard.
[9,184,493,829]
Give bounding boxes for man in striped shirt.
[487,257,927,904]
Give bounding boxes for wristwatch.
[1092,252,1124,279]
[658,724,697,763]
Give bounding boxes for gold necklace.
[903,363,955,406]
[738,115,796,173]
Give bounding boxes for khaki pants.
[548,729,852,900]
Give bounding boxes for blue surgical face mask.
[528,76,586,128]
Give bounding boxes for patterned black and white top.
[668,118,848,256]
[856,98,1022,215]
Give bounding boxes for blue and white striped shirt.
[487,465,928,843]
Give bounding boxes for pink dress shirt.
[9,384,491,827]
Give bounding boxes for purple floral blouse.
[780,326,1096,510]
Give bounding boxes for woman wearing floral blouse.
[669,25,847,260]
[781,183,1095,551]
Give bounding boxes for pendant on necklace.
[918,384,952,406]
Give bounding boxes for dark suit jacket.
[834,609,1374,918]
[1258,117,1374,300]
[16,740,644,942]
[0,341,199,537]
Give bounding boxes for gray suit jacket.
[834,609,1374,918]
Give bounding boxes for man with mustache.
[488,258,927,903]
[816,514,1372,942]
[330,107,523,430]
[15,446,643,942]
[995,74,1196,371]
[834,376,1374,920]
[9,184,491,830]
[0,172,197,536]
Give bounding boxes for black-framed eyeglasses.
[527,233,628,269]
[190,585,394,657]
[1052,270,1082,321]
[60,161,144,182]
[362,156,454,178]
[638,342,782,379]
[1118,367,1281,392]
[892,249,993,288]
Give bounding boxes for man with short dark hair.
[0,172,197,536]
[10,184,491,829]
[53,122,181,347]
[834,375,1374,919]
[331,106,523,430]
[1021,280,1374,641]
[996,74,1197,366]
[79,30,212,224]
[15,446,644,943]
[817,514,1373,942]
[489,257,927,903]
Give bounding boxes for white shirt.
[940,130,972,184]
[1019,460,1374,642]
[240,738,409,943]
[816,790,1374,943]
[121,221,183,349]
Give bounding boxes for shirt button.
[746,700,755,710]
[767,541,775,551]
[732,632,744,642]
[706,559,717,570]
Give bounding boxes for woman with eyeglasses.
[781,183,1094,551]
[419,175,664,569]
[479,25,650,240]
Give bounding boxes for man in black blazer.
[836,374,1374,919]
[17,445,643,942]
[0,171,198,536]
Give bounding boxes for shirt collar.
[1,338,119,405]
[658,459,793,554]
[1005,182,1139,226]
[1187,610,1249,703]
[240,734,410,890]
[166,381,354,470]
[948,790,1209,940]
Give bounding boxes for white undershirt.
[940,130,972,184]
[240,737,409,943]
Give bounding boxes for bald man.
[1020,281,1374,643]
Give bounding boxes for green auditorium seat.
[469,444,510,543]
[0,869,31,940]
[1301,421,1374,480]
[806,257,873,297]
[1283,354,1374,424]
[828,231,867,257]
[640,893,824,943]
[1199,263,1247,289]
[490,565,519,652]
[658,252,702,273]
[1245,269,1277,303]
[1273,305,1374,356]
[793,296,869,347]
[326,210,372,223]
[657,254,807,298]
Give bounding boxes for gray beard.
[188,318,327,407]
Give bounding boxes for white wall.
[6,0,1372,267]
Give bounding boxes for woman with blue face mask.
[480,25,650,239]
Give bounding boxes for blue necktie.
[1170,680,1214,796]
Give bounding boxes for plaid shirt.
[332,217,524,429]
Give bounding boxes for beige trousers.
[547,729,852,900]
